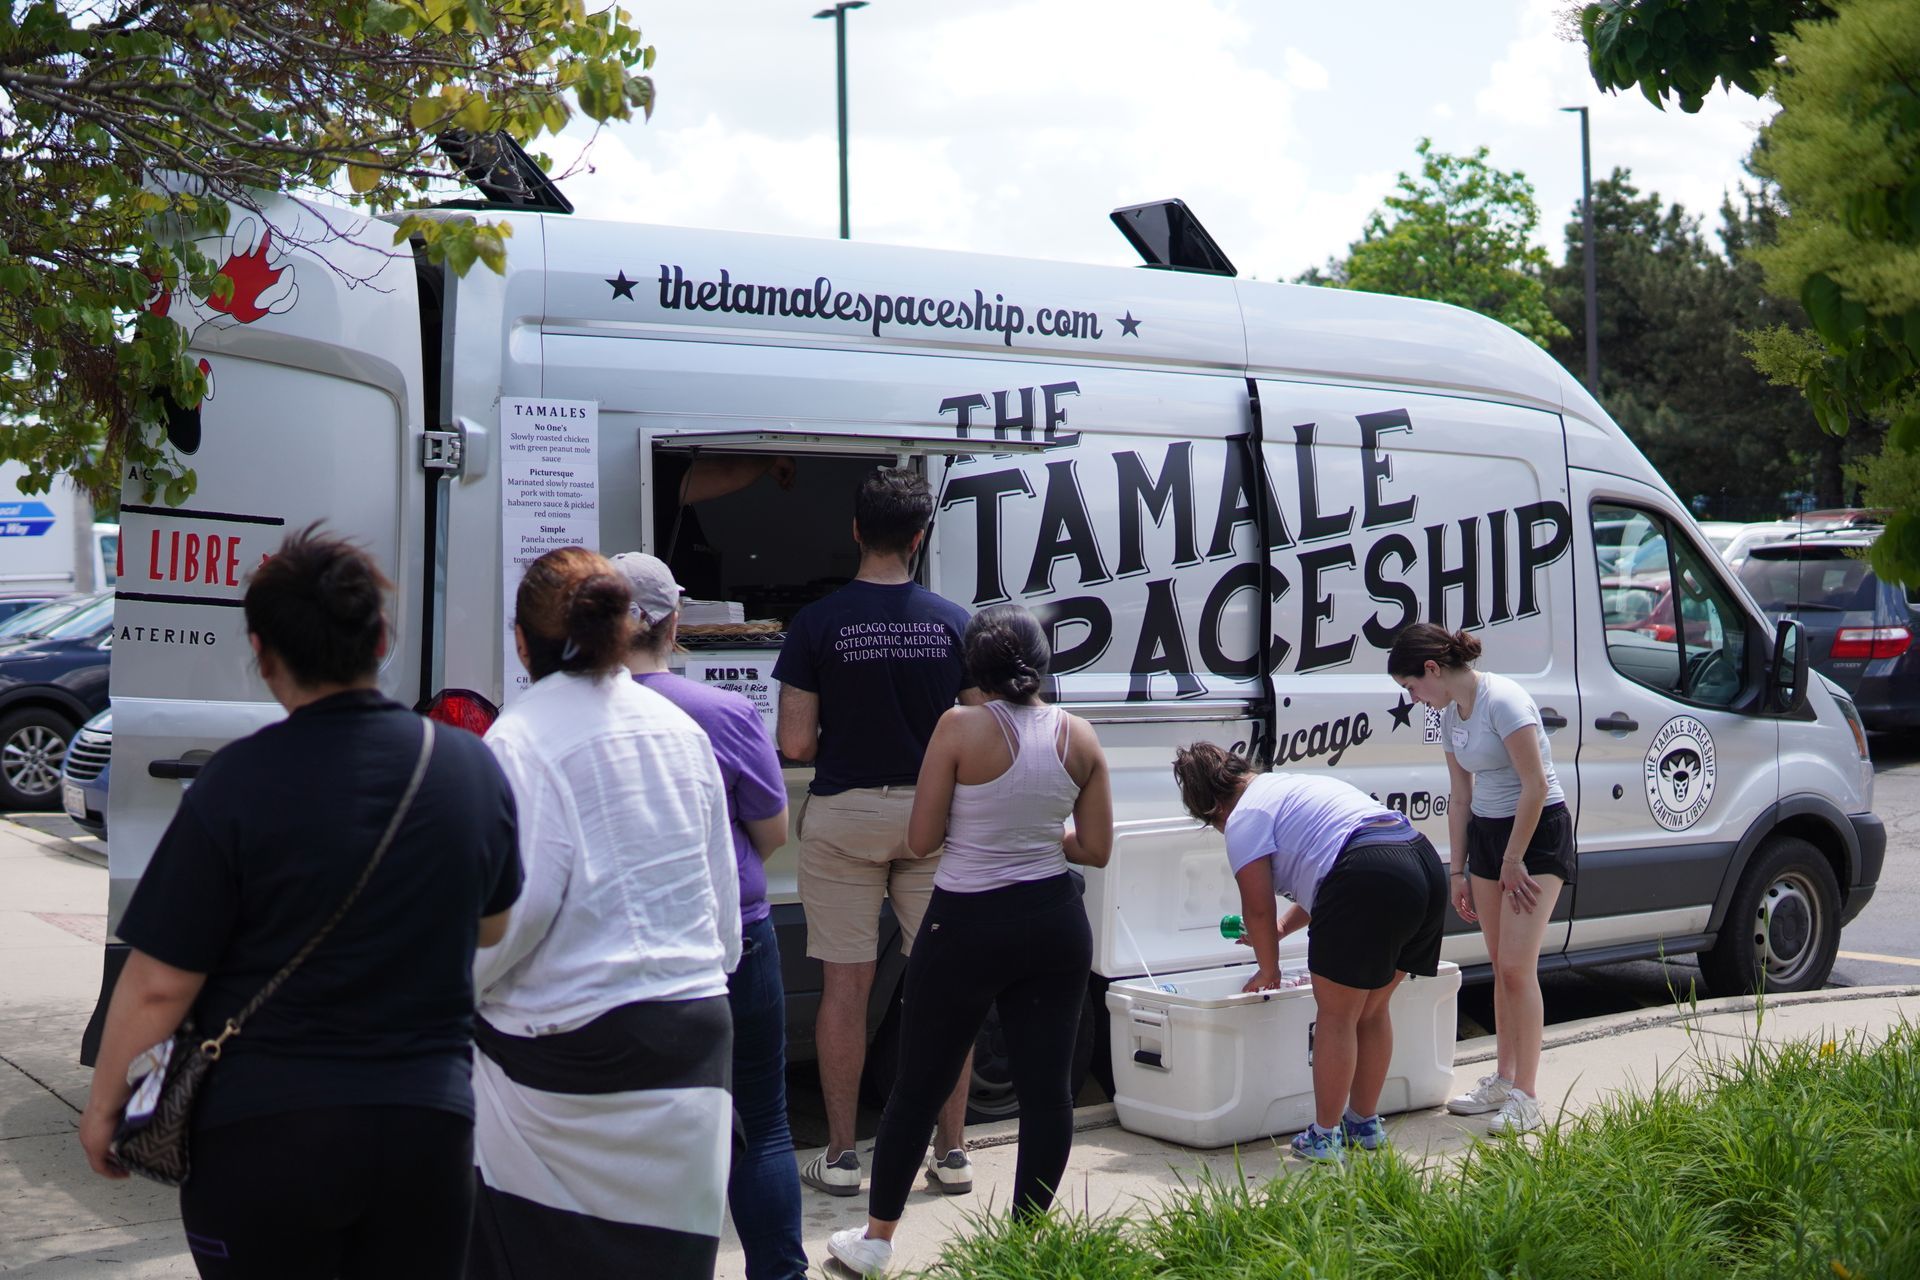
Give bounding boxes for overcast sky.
[546,0,1777,278]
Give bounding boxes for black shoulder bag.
[111,720,437,1186]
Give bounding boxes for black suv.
[0,593,113,809]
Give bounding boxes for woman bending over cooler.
[1171,744,1447,1162]
[1388,623,1574,1136]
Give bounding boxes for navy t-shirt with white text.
[772,580,971,794]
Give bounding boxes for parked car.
[60,707,110,838]
[1723,521,1813,570]
[0,592,60,626]
[1735,534,1920,730]
[0,592,113,810]
[0,593,90,647]
[1695,521,1745,557]
[1797,508,1888,530]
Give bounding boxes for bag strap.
[200,719,437,1060]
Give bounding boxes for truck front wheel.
[1701,835,1842,996]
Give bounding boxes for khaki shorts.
[797,786,942,963]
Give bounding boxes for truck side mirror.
[1771,618,1809,715]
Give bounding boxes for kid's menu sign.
[501,397,600,702]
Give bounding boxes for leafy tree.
[1543,170,1866,515]
[1580,0,1920,580]
[1582,0,1834,112]
[1744,0,1920,579]
[1299,138,1568,349]
[0,0,656,500]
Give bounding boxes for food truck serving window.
[648,428,1056,646]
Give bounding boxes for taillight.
[1830,626,1912,660]
[420,688,498,735]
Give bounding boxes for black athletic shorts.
[1307,834,1448,990]
[1466,801,1576,884]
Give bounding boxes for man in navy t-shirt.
[774,467,978,1200]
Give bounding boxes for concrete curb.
[1454,982,1920,1066]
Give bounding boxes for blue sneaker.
[1290,1123,1344,1163]
[1341,1112,1386,1151]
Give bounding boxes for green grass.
[910,1022,1920,1280]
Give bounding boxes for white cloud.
[1284,48,1330,92]
[538,1,1774,279]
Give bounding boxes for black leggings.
[868,873,1092,1223]
[178,1105,475,1280]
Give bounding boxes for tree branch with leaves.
[0,0,655,500]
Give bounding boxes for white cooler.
[1105,960,1461,1148]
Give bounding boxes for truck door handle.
[147,758,205,780]
[1593,713,1639,733]
[1540,711,1568,729]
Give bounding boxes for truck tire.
[859,988,1097,1123]
[1701,835,1842,996]
[963,991,1097,1124]
[0,707,75,811]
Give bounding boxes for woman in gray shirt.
[1389,623,1574,1136]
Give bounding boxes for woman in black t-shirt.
[79,528,522,1280]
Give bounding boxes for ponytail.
[515,547,635,681]
[1171,741,1257,825]
[964,604,1049,701]
[1386,622,1482,678]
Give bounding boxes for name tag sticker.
[1450,727,1471,752]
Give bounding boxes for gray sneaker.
[801,1148,862,1196]
[924,1147,973,1195]
[1446,1073,1514,1116]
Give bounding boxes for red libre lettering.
[202,535,223,584]
[148,529,163,581]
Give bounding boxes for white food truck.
[91,183,1884,1113]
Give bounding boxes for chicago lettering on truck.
[937,399,1573,703]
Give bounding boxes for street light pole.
[1560,105,1599,395]
[814,1,868,240]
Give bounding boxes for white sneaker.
[1446,1073,1514,1116]
[1488,1087,1544,1135]
[800,1148,862,1197]
[829,1227,894,1277]
[925,1146,974,1195]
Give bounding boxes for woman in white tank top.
[829,606,1113,1279]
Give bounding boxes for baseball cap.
[609,551,685,624]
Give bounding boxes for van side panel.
[1252,382,1581,970]
[929,373,1263,980]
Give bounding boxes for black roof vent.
[435,130,574,214]
[1110,199,1235,276]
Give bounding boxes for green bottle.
[1220,913,1246,940]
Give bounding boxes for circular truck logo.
[1644,716,1716,831]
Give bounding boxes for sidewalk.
[2,815,1913,1277]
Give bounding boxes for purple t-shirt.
[633,672,787,926]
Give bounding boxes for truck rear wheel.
[860,988,1098,1123]
[1701,835,1841,996]
[0,707,75,810]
